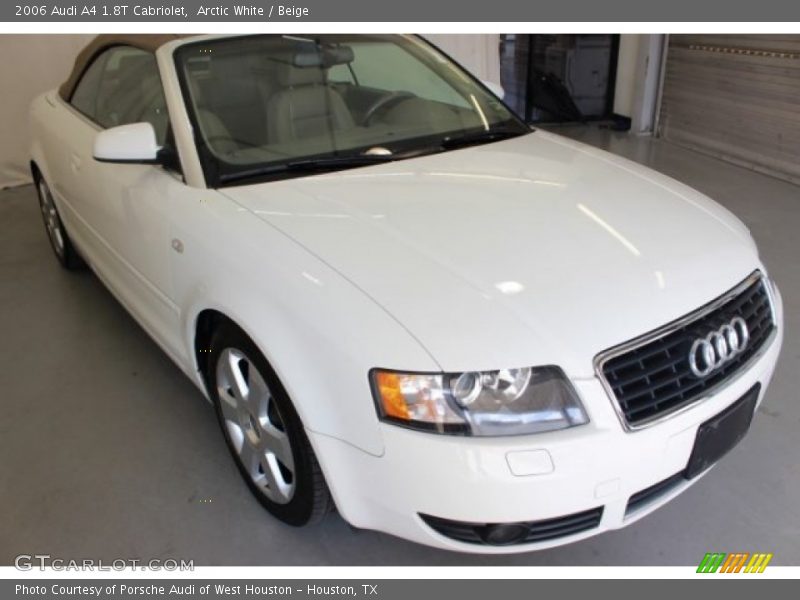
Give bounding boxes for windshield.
[174,34,529,186]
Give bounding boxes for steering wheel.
[361,91,416,126]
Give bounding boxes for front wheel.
[207,323,332,526]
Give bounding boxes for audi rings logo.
[688,317,750,378]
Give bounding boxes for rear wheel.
[34,174,84,270]
[207,323,332,525]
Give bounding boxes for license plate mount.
[685,383,760,479]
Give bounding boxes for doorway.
[500,34,620,124]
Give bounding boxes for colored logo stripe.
[720,553,748,573]
[697,552,773,573]
[697,553,726,573]
[745,553,773,573]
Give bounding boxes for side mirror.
[482,80,506,100]
[93,122,159,164]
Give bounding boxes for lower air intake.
[420,507,603,546]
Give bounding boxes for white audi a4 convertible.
[30,34,783,552]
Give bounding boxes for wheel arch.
[189,304,304,414]
[28,100,54,186]
[179,235,438,460]
[183,289,391,460]
[29,157,49,188]
[193,307,229,393]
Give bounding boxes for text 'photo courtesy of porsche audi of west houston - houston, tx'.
[29,34,783,553]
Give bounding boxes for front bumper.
[311,288,784,554]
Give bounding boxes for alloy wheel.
[38,180,65,258]
[215,348,296,504]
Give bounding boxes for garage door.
[658,35,800,185]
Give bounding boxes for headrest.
[270,43,354,87]
[275,64,326,87]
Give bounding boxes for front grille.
[598,272,775,428]
[625,472,684,516]
[420,507,603,546]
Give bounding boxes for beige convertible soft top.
[58,34,191,101]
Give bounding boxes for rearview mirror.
[482,80,506,100]
[93,122,159,164]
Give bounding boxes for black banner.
[5,579,796,600]
[2,0,800,22]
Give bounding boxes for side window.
[70,52,109,120]
[70,46,169,145]
[328,63,355,84]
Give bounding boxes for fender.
[172,194,442,458]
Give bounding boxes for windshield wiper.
[220,154,394,185]
[439,128,527,150]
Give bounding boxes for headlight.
[371,366,588,436]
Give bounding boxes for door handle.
[70,152,82,173]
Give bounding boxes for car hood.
[221,130,761,377]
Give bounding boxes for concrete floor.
[1,125,798,566]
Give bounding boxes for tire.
[34,173,85,270]
[207,322,332,526]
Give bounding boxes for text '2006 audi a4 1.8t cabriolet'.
[30,33,783,552]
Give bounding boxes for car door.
[54,46,188,363]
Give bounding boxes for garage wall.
[613,35,640,118]
[425,34,501,85]
[0,35,93,189]
[0,34,499,190]
[659,35,800,185]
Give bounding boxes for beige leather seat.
[187,52,274,155]
[200,54,272,149]
[197,108,240,155]
[266,64,355,143]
